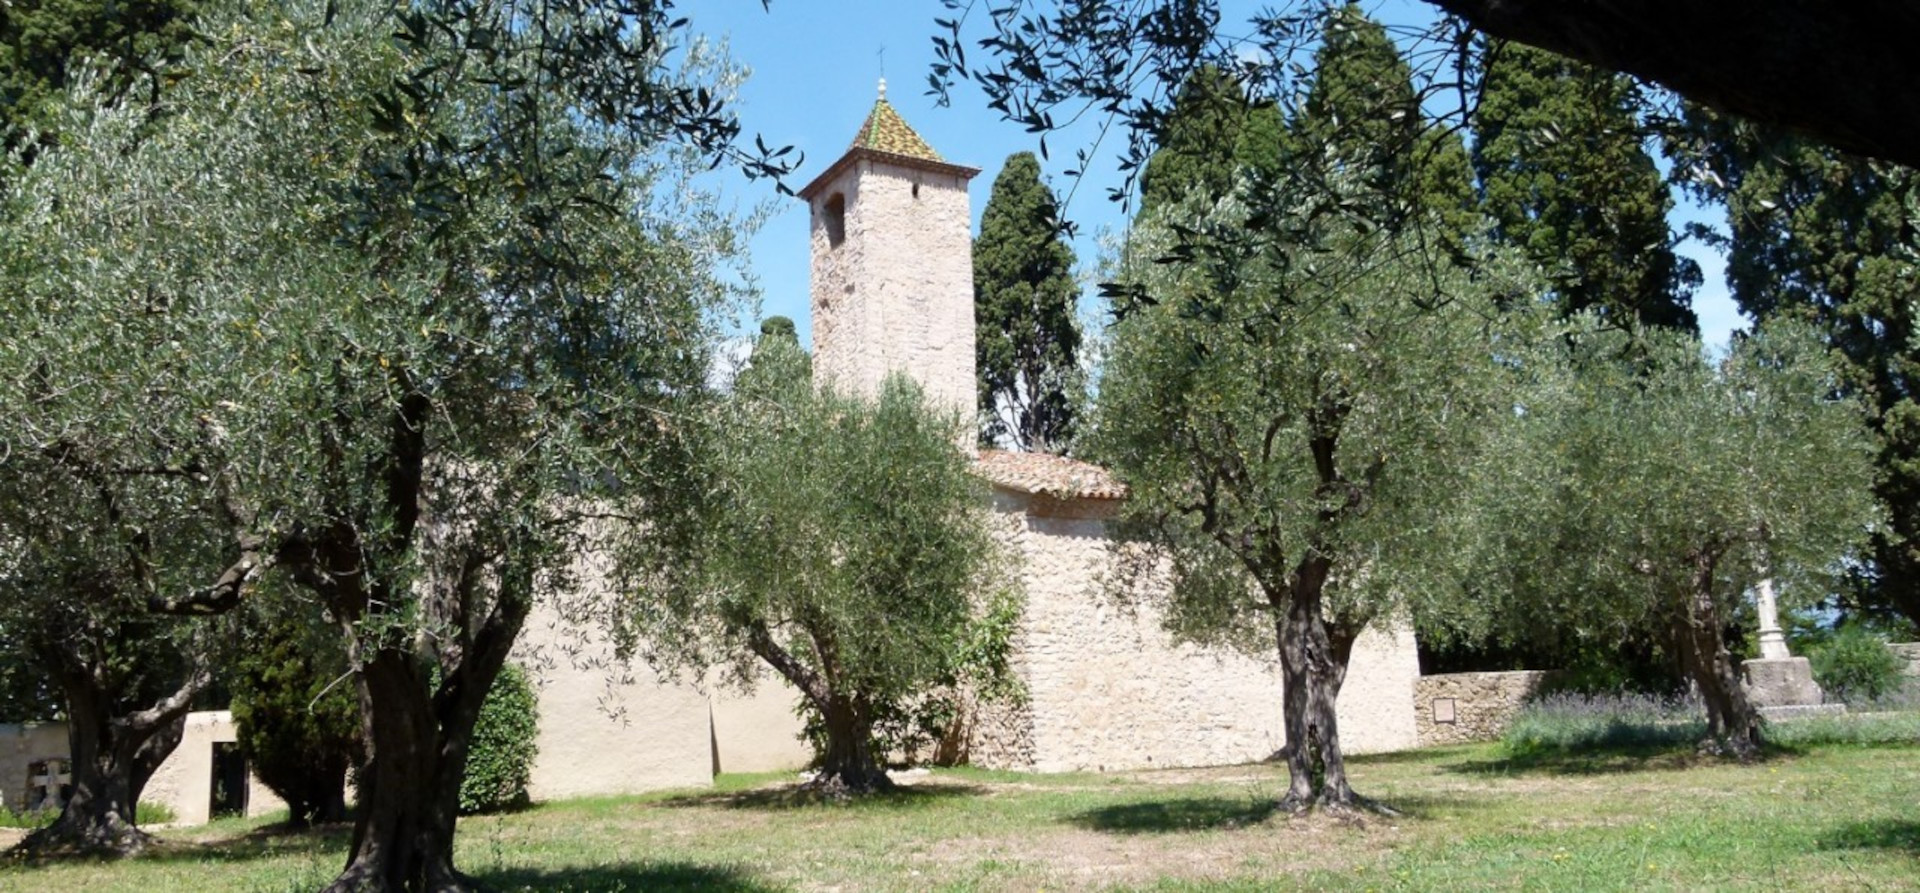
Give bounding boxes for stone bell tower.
[797,79,981,432]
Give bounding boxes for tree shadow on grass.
[1067,797,1278,834]
[475,861,778,892]
[142,820,353,863]
[1068,790,1489,834]
[1440,742,1772,778]
[1346,745,1485,767]
[5,820,353,871]
[660,782,987,811]
[1818,819,1920,857]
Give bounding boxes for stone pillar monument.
[1753,576,1792,660]
[1739,572,1840,717]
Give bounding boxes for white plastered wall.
[141,711,286,825]
[706,668,811,775]
[513,593,713,800]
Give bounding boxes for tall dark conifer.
[1474,42,1698,330]
[1677,110,1920,632]
[974,152,1083,453]
[1137,66,1283,216]
[1294,3,1475,243]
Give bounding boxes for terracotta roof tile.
[974,449,1128,501]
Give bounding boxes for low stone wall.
[1414,671,1553,747]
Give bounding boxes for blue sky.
[693,1,1744,352]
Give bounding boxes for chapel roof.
[974,449,1129,501]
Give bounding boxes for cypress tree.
[758,315,797,343]
[1137,66,1275,216]
[228,600,359,829]
[1231,100,1287,190]
[1473,42,1698,330]
[1293,3,1476,245]
[974,151,1084,453]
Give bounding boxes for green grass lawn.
[3,741,1915,891]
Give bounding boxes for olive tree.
[628,340,1013,795]
[1472,321,1880,754]
[0,462,225,854]
[0,27,243,852]
[1091,174,1536,811]
[0,1,771,887]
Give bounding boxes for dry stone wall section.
[1413,671,1553,746]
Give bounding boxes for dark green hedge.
[460,663,539,814]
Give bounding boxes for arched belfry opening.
[823,192,847,247]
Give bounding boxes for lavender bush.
[1503,688,1920,756]
[1501,692,1706,757]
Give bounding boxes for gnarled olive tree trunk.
[14,642,206,857]
[317,612,526,892]
[324,653,469,893]
[1669,550,1761,757]
[747,624,892,795]
[291,519,532,893]
[1266,557,1375,814]
[811,695,892,795]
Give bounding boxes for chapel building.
[3,87,1421,823]
[792,82,1420,770]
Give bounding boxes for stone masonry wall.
[971,490,1419,772]
[1413,671,1553,747]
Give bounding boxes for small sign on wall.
[1432,698,1457,724]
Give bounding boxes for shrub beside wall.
[460,664,539,814]
[1808,627,1905,705]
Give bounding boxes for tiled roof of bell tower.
[797,78,978,201]
[847,78,944,162]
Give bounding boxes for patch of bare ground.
[919,810,1407,887]
[1110,763,1281,786]
[0,828,26,850]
